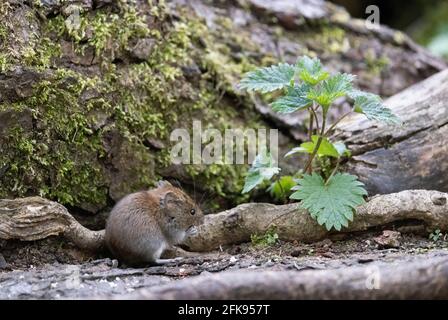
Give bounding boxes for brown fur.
[105,181,203,266]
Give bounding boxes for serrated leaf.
[290,173,367,231]
[296,56,329,85]
[242,152,281,193]
[307,73,355,108]
[270,84,312,113]
[322,73,355,97]
[349,90,401,124]
[239,63,295,93]
[284,135,340,158]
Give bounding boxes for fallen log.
[333,69,448,195]
[117,254,448,299]
[1,190,447,252]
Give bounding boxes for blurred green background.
[330,0,448,59]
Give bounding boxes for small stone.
[111,259,119,268]
[290,248,303,257]
[319,252,336,259]
[373,230,401,249]
[181,62,202,81]
[316,239,332,248]
[357,257,374,264]
[262,261,275,268]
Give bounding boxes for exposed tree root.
[0,191,447,253]
[117,254,448,299]
[0,197,104,251]
[185,190,448,251]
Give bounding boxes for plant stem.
[304,111,327,174]
[310,106,320,132]
[307,108,314,172]
[325,158,340,185]
[308,108,314,141]
[324,110,352,136]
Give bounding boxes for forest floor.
[1,230,448,299]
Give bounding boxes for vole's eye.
[190,209,196,215]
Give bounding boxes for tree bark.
[333,69,448,195]
[118,254,448,299]
[0,197,104,251]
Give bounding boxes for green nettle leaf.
[349,90,401,124]
[296,56,329,85]
[242,152,281,193]
[307,73,355,108]
[239,63,296,93]
[290,173,367,231]
[322,73,355,98]
[271,84,312,113]
[284,135,339,158]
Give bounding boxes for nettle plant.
[239,56,400,231]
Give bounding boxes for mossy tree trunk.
[0,0,445,223]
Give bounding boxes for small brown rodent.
[105,181,203,266]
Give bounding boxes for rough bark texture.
[1,190,447,252]
[334,69,448,195]
[0,0,445,217]
[121,254,448,299]
[185,190,448,251]
[0,197,104,251]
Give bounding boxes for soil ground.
[1,230,448,299]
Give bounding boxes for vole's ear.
[160,191,180,210]
[157,180,173,188]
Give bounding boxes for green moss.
[365,50,389,75]
[0,0,271,211]
[0,24,7,42]
[22,38,61,70]
[0,52,11,73]
[313,26,348,54]
[0,72,108,207]
[251,226,279,247]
